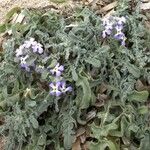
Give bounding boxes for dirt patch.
[0,0,50,23]
[0,137,5,150]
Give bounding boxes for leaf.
[128,90,149,102]
[76,72,92,109]
[138,106,148,114]
[41,70,49,80]
[139,133,150,150]
[26,56,37,66]
[61,111,76,150]
[37,134,46,146]
[5,7,21,22]
[0,24,6,33]
[126,63,141,78]
[49,0,67,3]
[110,116,129,137]
[85,57,101,68]
[89,139,117,150]
[71,67,78,81]
[91,122,118,139]
[27,101,36,107]
[29,115,39,129]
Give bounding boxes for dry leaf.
[99,83,107,93]
[140,2,150,10]
[72,138,81,150]
[80,134,86,144]
[0,37,4,52]
[100,1,117,13]
[135,80,145,91]
[104,9,115,17]
[15,12,25,23]
[0,136,5,150]
[86,110,96,122]
[82,142,89,150]
[11,13,19,23]
[76,127,86,137]
[141,0,149,2]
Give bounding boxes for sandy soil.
[0,0,50,23]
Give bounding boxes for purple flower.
[102,16,127,45]
[102,28,112,38]
[121,40,125,46]
[102,17,113,38]
[50,63,64,77]
[49,82,62,97]
[20,55,30,71]
[20,63,30,72]
[59,81,72,93]
[32,43,43,54]
[115,24,123,31]
[24,38,35,48]
[114,32,126,46]
[114,32,125,40]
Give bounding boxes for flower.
[102,17,113,38]
[15,45,24,57]
[114,32,125,40]
[20,63,30,72]
[115,16,126,25]
[24,38,36,48]
[102,28,112,38]
[102,16,127,46]
[49,82,62,97]
[32,42,43,54]
[114,32,126,46]
[50,63,64,77]
[20,55,30,71]
[20,55,29,64]
[114,24,123,31]
[59,81,72,93]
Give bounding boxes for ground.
[0,0,50,23]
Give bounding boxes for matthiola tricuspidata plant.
[0,2,150,150]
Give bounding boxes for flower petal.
[56,63,60,68]
[58,65,64,71]
[56,91,62,97]
[56,71,62,77]
[61,81,66,88]
[65,86,72,92]
[102,31,106,38]
[38,47,43,54]
[50,91,55,96]
[56,82,61,88]
[49,83,55,88]
[32,46,38,52]
[50,69,55,75]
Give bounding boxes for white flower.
[15,45,25,57]
[20,55,29,64]
[24,38,35,48]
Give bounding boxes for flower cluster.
[102,16,126,46]
[49,81,72,97]
[49,63,72,97]
[15,38,44,71]
[15,38,72,97]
